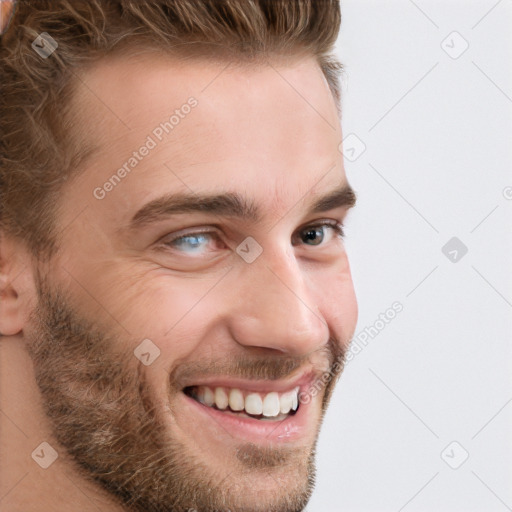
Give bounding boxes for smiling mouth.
[183,385,300,422]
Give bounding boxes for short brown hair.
[0,0,342,258]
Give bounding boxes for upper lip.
[181,369,317,395]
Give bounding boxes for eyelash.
[162,220,345,251]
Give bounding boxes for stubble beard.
[24,272,345,511]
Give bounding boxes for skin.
[0,1,14,33]
[0,52,358,511]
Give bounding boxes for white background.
[309,1,512,511]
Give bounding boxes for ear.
[0,231,33,336]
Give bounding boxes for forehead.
[66,52,344,225]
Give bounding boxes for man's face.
[24,53,358,511]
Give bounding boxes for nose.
[227,244,329,356]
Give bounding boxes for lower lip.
[179,391,312,444]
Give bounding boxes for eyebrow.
[128,181,357,229]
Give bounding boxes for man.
[0,1,358,510]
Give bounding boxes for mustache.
[168,335,346,386]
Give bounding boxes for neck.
[0,335,124,511]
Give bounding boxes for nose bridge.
[229,243,327,355]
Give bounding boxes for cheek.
[59,255,219,357]
[337,284,358,344]
[312,260,358,345]
[101,267,223,357]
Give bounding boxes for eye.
[163,230,222,254]
[160,221,345,256]
[294,221,345,247]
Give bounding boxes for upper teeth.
[192,386,300,417]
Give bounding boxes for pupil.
[303,227,323,245]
